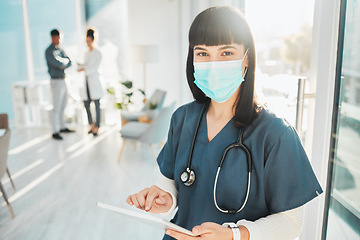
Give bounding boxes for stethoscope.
[180,103,252,214]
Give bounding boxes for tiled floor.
[0,125,167,240]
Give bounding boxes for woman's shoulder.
[256,107,291,130]
[174,101,203,115]
[171,101,203,127]
[249,107,295,147]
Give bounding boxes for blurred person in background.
[77,28,103,136]
[45,29,74,140]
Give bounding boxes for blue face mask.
[193,50,248,103]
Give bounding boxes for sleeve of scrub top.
[264,126,322,214]
[156,112,177,179]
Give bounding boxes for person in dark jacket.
[45,29,75,140]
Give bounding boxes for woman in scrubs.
[127,6,322,240]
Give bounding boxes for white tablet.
[97,202,197,237]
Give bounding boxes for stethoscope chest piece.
[181,169,195,186]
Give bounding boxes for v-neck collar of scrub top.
[202,113,236,144]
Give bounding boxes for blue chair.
[118,102,175,162]
[120,89,166,123]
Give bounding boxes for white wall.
[128,0,189,107]
[86,0,129,79]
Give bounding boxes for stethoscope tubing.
[213,168,251,214]
[183,103,252,214]
[213,128,252,214]
[186,103,208,170]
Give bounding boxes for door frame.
[300,0,342,239]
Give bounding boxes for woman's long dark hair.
[186,6,261,127]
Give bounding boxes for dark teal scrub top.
[157,101,322,239]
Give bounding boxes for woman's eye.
[222,51,233,56]
[197,52,208,57]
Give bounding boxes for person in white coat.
[77,28,104,136]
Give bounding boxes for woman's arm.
[237,206,304,240]
[155,174,303,240]
[155,173,178,215]
[166,206,303,240]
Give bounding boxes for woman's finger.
[144,186,161,211]
[131,188,149,210]
[165,229,197,240]
[155,197,165,205]
[130,194,142,209]
[136,192,148,210]
[126,196,134,205]
[192,223,213,235]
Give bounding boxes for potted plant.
[107,80,146,110]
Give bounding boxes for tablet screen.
[97,202,197,237]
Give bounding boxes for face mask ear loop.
[242,48,249,79]
[243,48,249,60]
[242,67,248,79]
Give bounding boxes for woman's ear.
[244,52,249,68]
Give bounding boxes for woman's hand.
[77,67,85,72]
[126,185,173,214]
[165,222,233,240]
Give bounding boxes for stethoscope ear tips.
[181,169,196,186]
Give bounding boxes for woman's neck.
[208,101,234,120]
[207,87,239,120]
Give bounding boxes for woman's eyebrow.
[218,45,238,50]
[194,45,238,51]
[194,46,207,51]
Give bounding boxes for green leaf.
[107,87,115,94]
[138,89,146,96]
[149,102,158,110]
[121,80,133,89]
[115,102,123,109]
